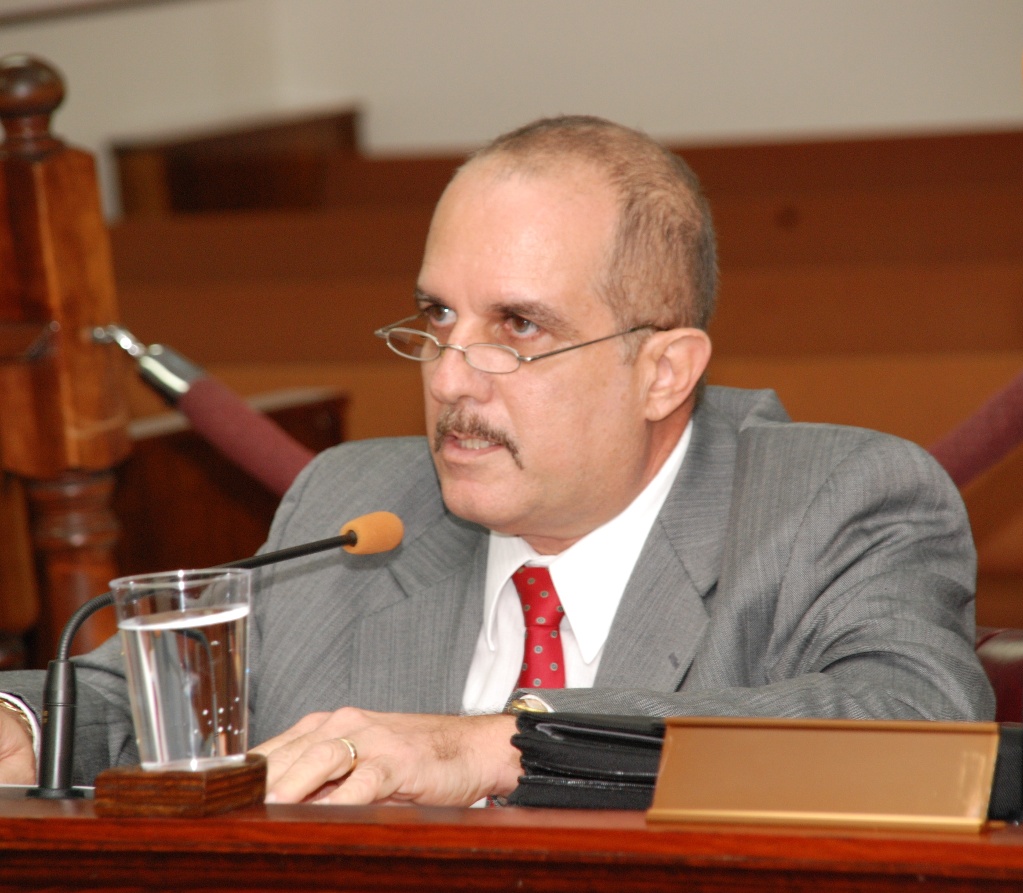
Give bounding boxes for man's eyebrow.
[413,286,441,306]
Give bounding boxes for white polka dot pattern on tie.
[512,565,566,689]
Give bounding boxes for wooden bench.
[113,109,360,215]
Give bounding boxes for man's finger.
[306,760,396,806]
[264,736,360,803]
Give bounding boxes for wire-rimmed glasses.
[374,314,660,374]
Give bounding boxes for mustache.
[433,408,523,469]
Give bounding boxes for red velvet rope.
[929,370,1023,488]
[177,377,315,498]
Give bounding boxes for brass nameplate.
[647,717,999,832]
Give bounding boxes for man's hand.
[0,706,37,786]
[251,707,521,806]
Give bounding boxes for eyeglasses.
[374,314,660,374]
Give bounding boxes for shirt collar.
[483,420,692,662]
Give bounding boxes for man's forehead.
[425,160,618,267]
[419,158,618,324]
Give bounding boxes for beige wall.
[281,0,1023,150]
[3,0,1022,213]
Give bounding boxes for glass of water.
[109,568,252,771]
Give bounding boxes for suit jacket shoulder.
[541,386,994,722]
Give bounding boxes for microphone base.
[25,785,90,800]
[93,754,266,818]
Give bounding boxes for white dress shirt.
[462,421,692,713]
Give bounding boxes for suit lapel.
[595,399,741,690]
[347,510,487,714]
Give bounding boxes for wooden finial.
[0,54,65,158]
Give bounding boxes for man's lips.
[446,434,501,451]
[433,409,523,468]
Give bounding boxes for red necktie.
[512,565,565,689]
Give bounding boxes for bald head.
[456,115,717,335]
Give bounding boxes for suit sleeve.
[0,636,137,785]
[530,430,996,722]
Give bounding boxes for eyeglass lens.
[388,330,436,360]
[386,330,520,373]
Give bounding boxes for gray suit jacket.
[2,387,995,783]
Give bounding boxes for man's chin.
[437,480,524,533]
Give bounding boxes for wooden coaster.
[94,754,266,818]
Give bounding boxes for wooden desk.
[1,792,1022,892]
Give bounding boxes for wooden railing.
[0,56,130,661]
[0,58,348,667]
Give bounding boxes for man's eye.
[421,305,454,327]
[508,316,539,337]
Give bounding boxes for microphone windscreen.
[340,511,404,555]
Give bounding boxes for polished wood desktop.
[1,791,1022,892]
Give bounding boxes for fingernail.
[265,792,278,804]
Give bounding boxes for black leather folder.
[507,712,664,809]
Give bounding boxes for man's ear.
[643,328,712,422]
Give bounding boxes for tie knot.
[512,565,564,629]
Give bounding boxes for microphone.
[28,511,403,799]
[220,511,405,567]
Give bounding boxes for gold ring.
[338,736,358,772]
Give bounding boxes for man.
[0,116,994,804]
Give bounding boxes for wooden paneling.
[678,129,1023,195]
[109,208,433,281]
[115,277,416,364]
[711,186,1023,270]
[711,263,1023,356]
[323,153,462,207]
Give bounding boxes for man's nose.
[424,342,492,404]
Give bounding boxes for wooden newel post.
[0,55,131,664]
